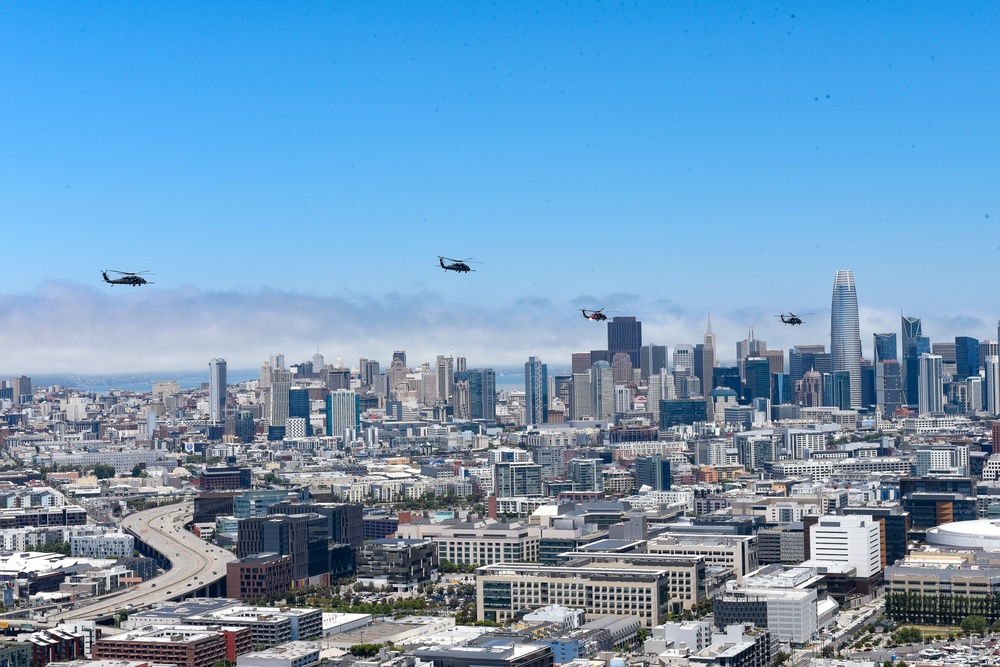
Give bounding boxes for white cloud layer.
[0,282,997,375]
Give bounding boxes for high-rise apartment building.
[831,270,862,408]
[986,355,1000,415]
[269,369,292,427]
[568,458,603,492]
[467,368,496,420]
[326,389,360,439]
[918,353,944,415]
[524,356,548,425]
[209,358,227,424]
[590,361,614,421]
[436,355,454,402]
[608,316,642,368]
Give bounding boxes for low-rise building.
[235,641,320,667]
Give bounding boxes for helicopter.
[776,312,810,326]
[438,256,476,273]
[102,270,153,287]
[581,308,608,322]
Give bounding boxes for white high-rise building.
[436,355,454,402]
[809,514,882,578]
[590,361,614,421]
[270,369,291,427]
[988,356,1000,415]
[327,389,359,439]
[208,358,227,424]
[831,270,862,408]
[569,373,592,420]
[918,353,944,415]
[613,384,631,413]
[672,345,694,373]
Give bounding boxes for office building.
[525,356,548,425]
[831,270,862,408]
[569,372,592,420]
[743,357,771,404]
[209,358,227,424]
[357,538,437,593]
[608,316,642,368]
[809,515,882,578]
[237,514,332,587]
[918,353,944,415]
[93,626,248,667]
[876,360,904,418]
[956,336,981,380]
[640,344,668,382]
[227,553,294,600]
[414,643,554,667]
[873,333,897,363]
[476,554,706,626]
[661,398,707,427]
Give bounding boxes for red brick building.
[226,553,293,600]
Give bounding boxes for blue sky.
[1,3,998,373]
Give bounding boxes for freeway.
[50,501,235,623]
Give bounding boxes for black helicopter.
[581,308,608,322]
[102,270,153,286]
[438,256,476,273]
[776,312,810,325]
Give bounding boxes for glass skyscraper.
[831,270,862,408]
[873,333,897,363]
[608,316,642,368]
[208,358,227,424]
[524,356,548,425]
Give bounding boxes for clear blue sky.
[1,3,998,373]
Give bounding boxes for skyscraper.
[607,316,642,368]
[326,389,360,438]
[918,353,944,416]
[270,369,292,427]
[208,358,227,424]
[468,368,496,420]
[986,355,1000,415]
[873,334,897,363]
[831,270,862,408]
[524,356,548,425]
[591,360,614,421]
[639,345,668,382]
[956,336,980,380]
[436,355,454,402]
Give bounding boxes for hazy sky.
[2,3,998,373]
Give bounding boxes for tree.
[89,463,116,479]
[961,615,987,635]
[213,661,234,667]
[770,651,790,666]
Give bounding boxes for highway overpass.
[50,500,235,623]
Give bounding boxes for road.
[50,501,235,622]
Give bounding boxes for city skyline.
[2,4,997,374]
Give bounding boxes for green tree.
[770,651,790,666]
[212,661,234,667]
[961,614,987,635]
[89,463,116,479]
[349,644,386,658]
[131,464,143,477]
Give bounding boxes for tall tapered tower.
[831,270,862,408]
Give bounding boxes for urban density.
[1,271,1000,667]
